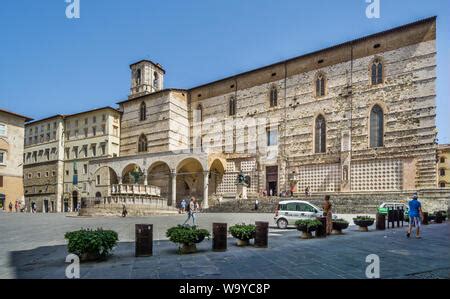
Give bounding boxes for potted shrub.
[64,228,118,262]
[332,219,349,234]
[229,223,256,246]
[166,225,210,254]
[295,219,322,239]
[353,216,375,232]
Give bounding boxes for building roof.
[0,108,33,122]
[25,114,65,126]
[64,106,121,119]
[116,88,188,105]
[26,107,121,126]
[188,16,437,91]
[129,59,166,74]
[438,144,450,150]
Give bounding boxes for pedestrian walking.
[323,195,333,235]
[254,199,259,211]
[183,197,197,226]
[122,204,128,217]
[180,198,187,213]
[407,192,423,239]
[14,200,19,212]
[305,186,310,197]
[8,202,13,212]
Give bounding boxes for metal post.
[212,223,227,252]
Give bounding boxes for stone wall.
[206,189,449,214]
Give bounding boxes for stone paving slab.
[5,221,450,279]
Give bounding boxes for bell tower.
[129,60,165,99]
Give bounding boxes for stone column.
[143,174,148,186]
[170,170,177,207]
[203,171,209,209]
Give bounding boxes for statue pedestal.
[236,184,248,200]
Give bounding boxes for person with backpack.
[183,196,197,226]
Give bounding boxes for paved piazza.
[0,211,449,279]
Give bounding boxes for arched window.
[270,86,278,107]
[139,102,146,121]
[153,72,159,89]
[315,115,326,153]
[136,69,141,86]
[229,96,236,116]
[371,59,383,85]
[315,73,326,97]
[440,168,446,176]
[440,182,446,188]
[369,105,384,148]
[196,104,203,122]
[138,134,148,153]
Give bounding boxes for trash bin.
[212,223,227,252]
[254,221,269,248]
[135,224,153,257]
[376,213,386,230]
[315,217,327,238]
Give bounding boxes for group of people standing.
[7,200,26,213]
[321,192,425,238]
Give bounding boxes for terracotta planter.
[236,239,250,246]
[180,243,197,254]
[300,231,313,239]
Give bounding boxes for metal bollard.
[254,221,269,248]
[135,224,153,257]
[212,223,227,252]
[435,212,443,224]
[422,212,429,225]
[387,208,395,228]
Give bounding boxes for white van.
[274,200,328,229]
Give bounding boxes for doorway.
[43,199,49,213]
[266,166,278,196]
[63,199,69,212]
[72,191,78,211]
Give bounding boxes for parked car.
[274,200,337,229]
[377,202,409,220]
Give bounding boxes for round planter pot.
[194,235,205,244]
[332,222,349,232]
[331,229,343,235]
[358,226,369,232]
[236,239,250,246]
[353,220,374,232]
[80,252,102,262]
[180,243,197,254]
[300,231,313,239]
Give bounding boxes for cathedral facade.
[87,17,438,209]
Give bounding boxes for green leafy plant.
[229,224,256,241]
[166,225,210,245]
[295,219,322,232]
[332,219,349,231]
[64,228,118,261]
[353,216,375,221]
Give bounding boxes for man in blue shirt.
[407,192,423,239]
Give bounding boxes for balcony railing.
[111,184,161,197]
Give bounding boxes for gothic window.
[229,96,236,116]
[138,134,148,153]
[315,73,326,97]
[196,104,203,122]
[371,59,383,85]
[153,72,159,89]
[369,105,384,148]
[139,102,146,121]
[270,86,278,107]
[315,115,326,153]
[136,69,141,86]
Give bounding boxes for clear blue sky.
[0,0,449,143]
